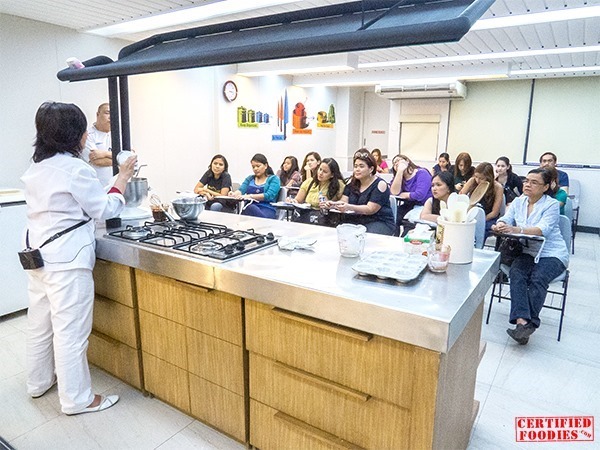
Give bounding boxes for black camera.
[18,248,44,270]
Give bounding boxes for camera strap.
[25,218,92,249]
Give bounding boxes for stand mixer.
[120,158,152,220]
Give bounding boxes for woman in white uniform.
[21,102,137,415]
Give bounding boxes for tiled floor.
[1,233,598,449]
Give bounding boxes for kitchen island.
[91,211,499,449]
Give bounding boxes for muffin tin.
[352,251,428,283]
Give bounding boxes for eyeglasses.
[354,151,370,159]
[523,178,544,186]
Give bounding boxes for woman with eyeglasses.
[389,155,433,233]
[491,168,569,345]
[324,149,395,235]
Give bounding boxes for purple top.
[402,168,433,204]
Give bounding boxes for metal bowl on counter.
[124,177,149,207]
[171,196,207,220]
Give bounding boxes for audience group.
[192,148,572,345]
[192,149,571,238]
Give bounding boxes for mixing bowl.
[172,196,207,220]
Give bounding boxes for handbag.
[496,235,523,266]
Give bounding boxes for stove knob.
[266,232,275,241]
[224,245,235,255]
[256,235,265,244]
[235,241,246,251]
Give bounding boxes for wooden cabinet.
[135,269,246,442]
[246,299,483,450]
[88,259,142,389]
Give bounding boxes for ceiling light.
[359,45,600,69]
[86,0,297,37]
[511,66,600,76]
[237,54,358,77]
[471,5,600,30]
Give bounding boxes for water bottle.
[319,192,327,215]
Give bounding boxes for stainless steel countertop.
[95,211,499,353]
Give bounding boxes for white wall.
[0,14,125,188]
[2,15,598,229]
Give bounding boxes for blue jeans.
[509,254,566,327]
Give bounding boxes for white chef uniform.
[83,124,113,188]
[21,153,125,414]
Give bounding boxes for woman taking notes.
[230,153,281,219]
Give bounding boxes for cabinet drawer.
[189,374,245,443]
[251,400,363,450]
[246,300,438,408]
[93,259,134,307]
[93,295,137,348]
[139,310,187,369]
[183,290,242,345]
[135,270,187,324]
[88,331,141,389]
[250,353,409,450]
[186,329,244,395]
[143,352,190,413]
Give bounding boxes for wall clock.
[223,80,238,102]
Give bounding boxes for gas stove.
[106,221,277,261]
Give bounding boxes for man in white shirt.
[82,103,113,187]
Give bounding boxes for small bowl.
[171,196,207,220]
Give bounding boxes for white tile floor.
[1,232,598,449]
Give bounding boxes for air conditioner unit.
[375,81,467,99]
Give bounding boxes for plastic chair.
[389,195,398,224]
[564,197,575,254]
[485,215,571,341]
[567,179,580,249]
[276,187,289,220]
[473,206,486,249]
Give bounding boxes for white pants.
[26,268,95,414]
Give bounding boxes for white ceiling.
[1,0,599,83]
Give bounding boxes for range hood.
[57,0,494,82]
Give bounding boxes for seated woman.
[300,151,321,182]
[389,155,432,231]
[277,155,302,188]
[371,148,389,173]
[324,150,395,235]
[193,154,232,212]
[453,152,475,191]
[431,152,453,176]
[420,171,456,223]
[460,162,504,238]
[495,156,523,205]
[230,153,281,219]
[491,168,569,345]
[546,167,567,215]
[290,158,346,225]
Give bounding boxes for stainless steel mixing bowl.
[172,196,207,220]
